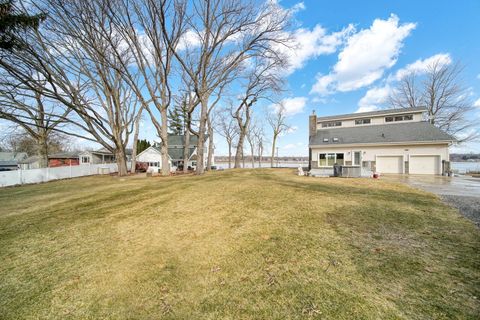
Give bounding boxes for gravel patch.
[440,195,480,227]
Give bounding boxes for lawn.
[0,169,478,319]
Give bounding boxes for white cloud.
[474,98,480,108]
[394,53,451,80]
[357,85,392,112]
[273,97,307,116]
[290,1,306,13]
[177,29,202,51]
[311,14,416,95]
[356,53,452,111]
[277,24,354,75]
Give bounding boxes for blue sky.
[21,0,476,156]
[202,0,479,156]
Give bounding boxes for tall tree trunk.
[258,143,263,167]
[242,149,245,168]
[228,141,232,169]
[250,143,255,168]
[183,129,190,173]
[196,99,208,175]
[160,109,170,176]
[37,132,49,168]
[234,133,245,168]
[116,147,128,176]
[130,110,142,174]
[206,117,214,171]
[270,135,277,168]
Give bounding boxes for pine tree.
[168,95,188,135]
[136,139,151,154]
[0,0,46,50]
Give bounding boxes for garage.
[376,155,403,174]
[409,155,441,175]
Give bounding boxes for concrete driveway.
[383,174,480,226]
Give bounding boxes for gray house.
[79,148,132,165]
[309,107,455,176]
[0,152,28,171]
[135,134,211,170]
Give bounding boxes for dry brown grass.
[0,169,479,319]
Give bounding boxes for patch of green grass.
[0,169,478,319]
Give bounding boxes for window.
[355,118,371,125]
[318,153,344,167]
[353,151,361,166]
[333,137,339,142]
[336,153,344,165]
[385,114,413,122]
[321,121,342,128]
[81,156,90,163]
[323,138,329,142]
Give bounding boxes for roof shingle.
[309,121,454,146]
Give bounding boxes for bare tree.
[130,106,144,173]
[161,0,290,174]
[0,0,141,176]
[267,103,289,168]
[215,108,239,169]
[246,120,259,168]
[0,71,71,167]
[104,0,185,176]
[232,57,285,168]
[254,126,266,167]
[390,60,477,142]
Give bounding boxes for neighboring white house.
[135,134,212,171]
[79,148,132,165]
[308,107,455,176]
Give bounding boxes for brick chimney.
[309,110,317,140]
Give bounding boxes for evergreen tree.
[168,95,188,135]
[136,139,151,154]
[0,0,46,50]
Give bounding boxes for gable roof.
[0,152,27,161]
[167,135,200,146]
[316,107,427,122]
[309,121,455,146]
[18,156,41,164]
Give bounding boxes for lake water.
[451,162,480,173]
[215,161,480,174]
[215,161,307,169]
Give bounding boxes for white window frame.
[352,151,362,166]
[318,153,344,168]
[81,156,90,164]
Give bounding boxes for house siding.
[310,143,449,175]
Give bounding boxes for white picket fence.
[0,163,122,187]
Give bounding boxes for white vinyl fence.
[0,163,121,187]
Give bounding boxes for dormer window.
[321,121,342,128]
[355,118,371,125]
[323,138,329,142]
[332,137,339,142]
[385,114,413,122]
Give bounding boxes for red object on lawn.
[373,173,379,179]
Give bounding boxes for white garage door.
[409,155,440,175]
[376,156,403,174]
